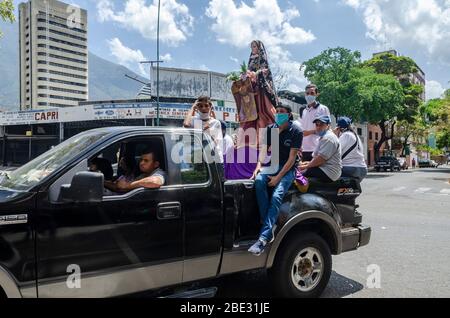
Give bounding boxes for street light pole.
[140,60,163,125]
[157,0,161,126]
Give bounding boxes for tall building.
[19,0,88,110]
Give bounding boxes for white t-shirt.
[191,116,223,161]
[339,131,367,168]
[298,103,331,152]
[223,134,234,159]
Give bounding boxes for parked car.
[418,159,437,168]
[431,155,447,166]
[0,127,371,298]
[397,157,409,170]
[374,156,401,172]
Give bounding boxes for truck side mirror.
[59,171,104,203]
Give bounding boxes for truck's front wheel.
[271,232,332,298]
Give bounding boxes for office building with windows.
[19,0,88,110]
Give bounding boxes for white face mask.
[199,112,210,120]
[305,95,317,105]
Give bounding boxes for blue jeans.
[255,167,295,242]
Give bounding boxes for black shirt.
[265,121,303,167]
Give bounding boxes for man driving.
[116,150,167,192]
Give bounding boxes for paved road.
[214,166,450,298]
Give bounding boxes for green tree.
[395,117,428,156]
[436,129,450,150]
[348,67,405,159]
[0,0,15,38]
[364,52,424,122]
[444,88,450,99]
[301,47,362,117]
[421,95,450,151]
[421,97,449,128]
[302,48,406,160]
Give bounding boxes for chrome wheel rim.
[291,247,324,292]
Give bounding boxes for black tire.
[270,232,332,298]
[0,287,6,299]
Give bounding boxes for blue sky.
[13,0,450,99]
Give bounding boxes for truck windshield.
[0,130,109,191]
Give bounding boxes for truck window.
[0,130,109,191]
[88,135,167,196]
[175,134,210,185]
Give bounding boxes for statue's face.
[251,42,259,55]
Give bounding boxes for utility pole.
[140,0,163,126]
[157,0,161,126]
[140,60,164,125]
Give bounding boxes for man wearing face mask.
[300,115,342,183]
[248,104,303,256]
[334,117,368,181]
[184,96,223,160]
[298,84,331,162]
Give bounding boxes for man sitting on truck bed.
[299,115,342,183]
[116,150,167,192]
[249,103,303,256]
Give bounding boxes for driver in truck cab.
[115,150,167,192]
[249,103,303,256]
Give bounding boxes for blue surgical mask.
[317,130,327,137]
[305,95,317,105]
[275,113,289,126]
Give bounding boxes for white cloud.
[160,53,172,62]
[107,38,148,76]
[97,0,194,46]
[343,0,450,64]
[426,80,445,100]
[230,56,239,64]
[199,64,210,71]
[206,0,314,92]
[206,0,315,48]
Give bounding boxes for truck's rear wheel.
[271,232,332,298]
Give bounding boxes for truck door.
[169,132,223,283]
[35,134,184,297]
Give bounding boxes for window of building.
[369,132,373,140]
[375,133,379,140]
[357,128,362,136]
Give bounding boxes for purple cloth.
[224,146,259,180]
[295,168,308,186]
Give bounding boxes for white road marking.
[440,189,450,195]
[415,188,432,193]
[393,187,407,192]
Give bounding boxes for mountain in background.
[0,21,147,111]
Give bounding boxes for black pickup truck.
[0,127,370,298]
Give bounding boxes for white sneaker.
[248,239,267,256]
